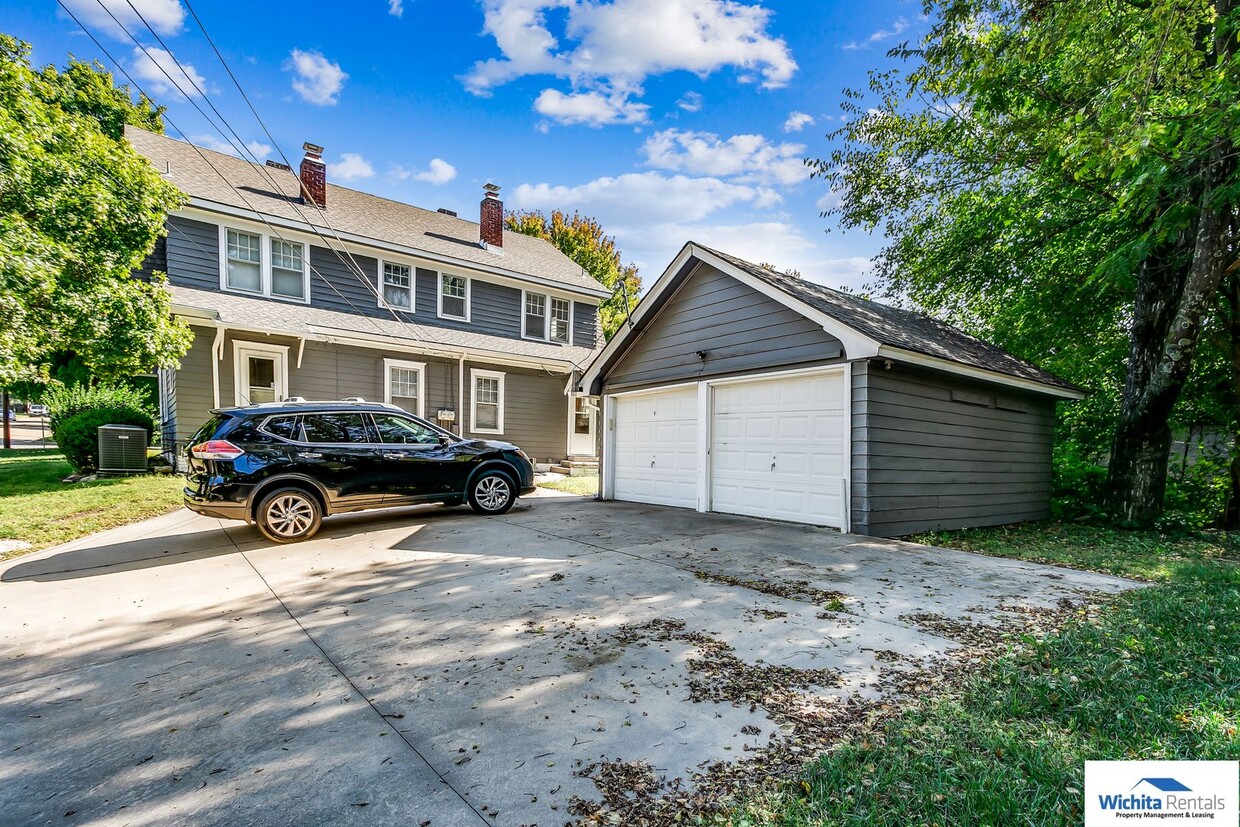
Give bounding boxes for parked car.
[4,408,13,422]
[28,404,48,417]
[183,400,536,543]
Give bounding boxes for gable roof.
[125,126,609,299]
[582,242,1083,399]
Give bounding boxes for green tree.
[815,0,1239,525]
[506,210,641,340]
[0,35,191,388]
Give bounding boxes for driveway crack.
[221,531,491,826]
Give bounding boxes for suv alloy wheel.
[468,470,516,514]
[256,487,323,543]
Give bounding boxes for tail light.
[191,440,245,460]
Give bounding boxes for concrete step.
[566,455,599,462]
[550,464,597,477]
[563,459,599,468]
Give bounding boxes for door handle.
[383,453,406,460]
[298,452,322,459]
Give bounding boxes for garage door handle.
[771,455,777,471]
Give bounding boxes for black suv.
[184,400,536,543]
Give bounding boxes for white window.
[523,292,546,339]
[232,341,289,407]
[270,239,306,300]
[383,358,426,418]
[380,261,413,311]
[220,226,310,303]
[470,369,504,434]
[551,297,571,344]
[439,273,469,320]
[225,229,262,294]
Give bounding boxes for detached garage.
[580,243,1084,537]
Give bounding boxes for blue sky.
[1,0,925,290]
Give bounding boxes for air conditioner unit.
[97,424,149,475]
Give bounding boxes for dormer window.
[380,261,413,310]
[523,290,573,344]
[220,226,309,303]
[439,273,469,320]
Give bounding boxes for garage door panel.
[612,387,698,509]
[710,371,848,529]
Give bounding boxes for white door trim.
[232,340,289,407]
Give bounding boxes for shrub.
[46,384,155,472]
[1050,441,1108,521]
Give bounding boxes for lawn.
[721,522,1240,827]
[537,473,599,496]
[0,449,185,559]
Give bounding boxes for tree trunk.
[1224,270,1240,528]
[1104,141,1237,523]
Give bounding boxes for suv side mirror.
[438,434,453,447]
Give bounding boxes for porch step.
[566,455,599,463]
[550,463,598,477]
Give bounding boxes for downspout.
[211,324,225,409]
[457,354,465,436]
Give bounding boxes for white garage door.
[612,386,698,509]
[710,371,847,527]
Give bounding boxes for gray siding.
[165,216,219,290]
[604,263,843,390]
[308,245,382,318]
[463,362,568,462]
[573,301,600,348]
[174,326,217,444]
[852,364,1056,536]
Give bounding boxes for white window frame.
[551,296,573,345]
[522,290,548,340]
[232,340,290,407]
[470,368,505,435]
[377,258,415,312]
[438,272,471,322]
[218,224,310,304]
[383,358,427,418]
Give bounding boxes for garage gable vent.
[97,424,149,474]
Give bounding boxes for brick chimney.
[300,142,326,208]
[480,183,503,248]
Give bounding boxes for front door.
[569,396,597,456]
[234,342,288,406]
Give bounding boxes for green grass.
[721,522,1240,827]
[537,473,599,496]
[0,449,184,559]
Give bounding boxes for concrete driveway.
[0,495,1133,826]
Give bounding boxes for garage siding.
[852,364,1055,536]
[604,263,843,391]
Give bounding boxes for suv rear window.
[189,415,227,445]
[302,413,370,444]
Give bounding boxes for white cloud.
[533,87,650,126]
[130,46,206,99]
[676,91,703,112]
[328,153,374,181]
[388,0,404,15]
[783,111,814,132]
[393,158,459,185]
[60,0,185,39]
[641,128,810,186]
[286,49,348,106]
[511,171,779,225]
[843,17,909,50]
[462,0,796,124]
[188,134,272,161]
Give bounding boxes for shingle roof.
[697,244,1079,392]
[168,285,598,369]
[125,126,607,297]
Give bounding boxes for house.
[126,127,609,464]
[579,243,1084,537]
